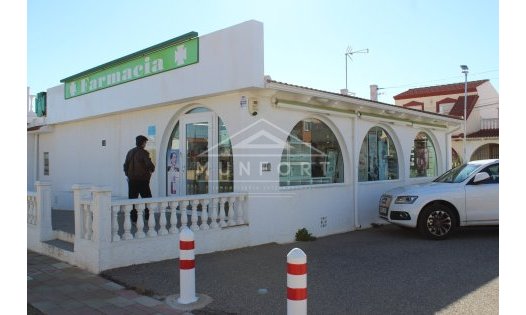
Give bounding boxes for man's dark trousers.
[128,179,152,223]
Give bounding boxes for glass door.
[180,112,215,195]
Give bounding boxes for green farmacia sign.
[61,33,198,99]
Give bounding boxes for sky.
[26,0,499,104]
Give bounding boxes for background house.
[393,80,499,166]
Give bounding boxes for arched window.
[452,148,462,168]
[280,118,344,186]
[358,127,399,181]
[471,143,499,161]
[410,132,437,177]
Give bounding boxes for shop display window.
[280,119,344,186]
[410,132,437,178]
[358,127,399,181]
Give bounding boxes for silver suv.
[379,159,499,239]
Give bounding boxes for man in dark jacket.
[123,135,155,223]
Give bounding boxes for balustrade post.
[35,181,53,241]
[236,195,245,225]
[190,200,199,231]
[219,198,227,228]
[210,198,219,229]
[135,203,146,239]
[227,197,236,226]
[169,201,179,234]
[147,203,158,237]
[159,202,169,235]
[111,205,121,242]
[200,199,210,230]
[180,200,189,230]
[122,204,134,240]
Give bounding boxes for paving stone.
[102,281,125,290]
[134,295,163,307]
[107,296,136,307]
[52,262,71,269]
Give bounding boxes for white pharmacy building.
[27,20,462,272]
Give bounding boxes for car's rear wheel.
[418,204,457,240]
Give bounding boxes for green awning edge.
[60,31,198,83]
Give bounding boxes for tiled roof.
[453,128,499,139]
[448,95,479,119]
[393,80,488,100]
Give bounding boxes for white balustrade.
[73,192,248,243]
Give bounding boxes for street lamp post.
[460,65,469,163]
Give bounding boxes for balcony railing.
[481,118,498,130]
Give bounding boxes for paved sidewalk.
[27,250,186,315]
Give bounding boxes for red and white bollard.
[178,227,198,304]
[287,248,307,315]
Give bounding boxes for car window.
[433,164,480,183]
[476,163,499,184]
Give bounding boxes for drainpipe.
[352,115,361,229]
[35,134,40,182]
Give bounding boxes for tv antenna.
[345,46,369,91]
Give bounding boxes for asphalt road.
[102,224,499,314]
